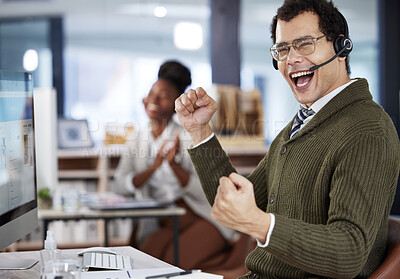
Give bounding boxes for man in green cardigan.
[175,0,400,278]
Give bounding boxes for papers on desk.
[80,267,223,279]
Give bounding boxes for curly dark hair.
[270,0,351,74]
[158,60,192,96]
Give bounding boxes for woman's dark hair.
[158,60,192,96]
[270,0,350,74]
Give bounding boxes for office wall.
[0,19,52,88]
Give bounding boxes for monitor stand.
[0,259,38,270]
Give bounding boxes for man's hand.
[212,173,271,243]
[175,87,217,145]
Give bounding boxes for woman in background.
[113,60,234,269]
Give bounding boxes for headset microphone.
[309,39,352,71]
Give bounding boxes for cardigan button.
[280,145,287,154]
[247,273,257,279]
[269,193,275,204]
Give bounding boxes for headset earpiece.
[273,58,278,70]
[334,12,353,57]
[334,35,353,57]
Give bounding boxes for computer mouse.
[77,247,117,256]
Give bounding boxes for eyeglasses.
[270,35,326,61]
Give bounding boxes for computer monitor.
[0,70,39,269]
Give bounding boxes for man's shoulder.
[341,97,393,131]
[333,99,399,153]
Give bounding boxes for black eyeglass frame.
[270,35,326,62]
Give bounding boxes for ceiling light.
[174,22,203,50]
[153,6,167,17]
[23,49,38,72]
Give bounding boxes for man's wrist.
[257,213,275,248]
[190,124,213,146]
[253,212,271,243]
[190,132,215,149]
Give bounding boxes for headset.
[272,10,353,71]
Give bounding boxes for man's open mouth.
[291,71,314,88]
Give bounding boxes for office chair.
[368,218,400,278]
[201,233,255,279]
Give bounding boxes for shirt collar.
[301,79,358,113]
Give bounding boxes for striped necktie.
[290,107,315,138]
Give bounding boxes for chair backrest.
[201,233,256,279]
[368,218,400,278]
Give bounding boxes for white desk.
[39,206,186,266]
[0,246,174,279]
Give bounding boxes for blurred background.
[0,1,399,249]
[0,0,394,146]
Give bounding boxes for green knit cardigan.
[188,78,400,279]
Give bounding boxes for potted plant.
[38,188,53,209]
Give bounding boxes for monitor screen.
[0,70,38,251]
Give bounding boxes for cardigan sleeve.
[188,135,270,209]
[265,133,400,278]
[188,135,236,205]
